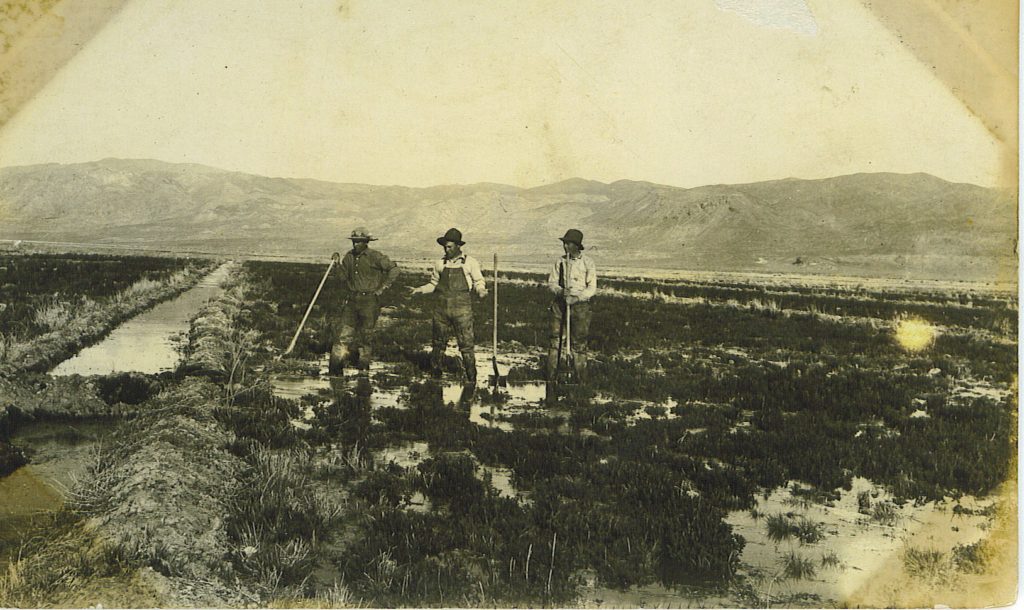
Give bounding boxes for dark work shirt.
[340,248,399,293]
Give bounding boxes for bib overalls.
[431,264,477,381]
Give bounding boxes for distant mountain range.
[0,158,1016,282]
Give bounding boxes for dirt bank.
[0,380,257,607]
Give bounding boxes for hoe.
[555,297,580,385]
[488,253,508,388]
[280,257,335,359]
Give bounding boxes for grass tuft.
[782,551,817,580]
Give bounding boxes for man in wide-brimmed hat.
[410,228,488,384]
[329,227,400,373]
[547,228,597,381]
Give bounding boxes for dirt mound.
[1,380,258,607]
[0,375,112,422]
[182,279,267,389]
[81,381,245,578]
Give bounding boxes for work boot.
[461,350,477,384]
[328,376,348,402]
[574,352,588,383]
[328,343,350,375]
[356,345,372,373]
[459,383,476,405]
[546,349,559,381]
[544,381,558,405]
[429,347,444,378]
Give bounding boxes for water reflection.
[375,441,431,469]
[271,375,332,400]
[271,353,683,438]
[468,402,515,432]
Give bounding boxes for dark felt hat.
[437,228,465,246]
[559,229,584,250]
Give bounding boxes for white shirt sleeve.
[412,260,441,293]
[580,256,597,301]
[466,256,487,295]
[548,260,563,295]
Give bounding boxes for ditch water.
[50,263,234,376]
[0,420,113,569]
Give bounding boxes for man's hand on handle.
[331,252,341,264]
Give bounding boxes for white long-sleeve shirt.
[548,254,597,301]
[412,253,488,296]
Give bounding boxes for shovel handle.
[493,253,498,358]
[491,253,504,386]
[283,259,335,356]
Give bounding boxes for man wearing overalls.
[329,227,400,374]
[411,228,488,384]
[547,229,597,381]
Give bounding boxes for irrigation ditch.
[0,258,1016,607]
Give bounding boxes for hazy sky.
[0,0,1010,188]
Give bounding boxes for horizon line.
[0,156,997,191]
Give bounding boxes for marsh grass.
[781,551,817,580]
[113,277,163,303]
[236,260,1016,604]
[819,550,842,570]
[0,514,134,608]
[0,332,17,363]
[871,501,900,526]
[765,513,824,545]
[951,541,989,574]
[32,297,74,331]
[285,579,359,608]
[765,514,794,543]
[227,444,342,591]
[902,547,953,585]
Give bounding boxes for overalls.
[431,264,477,380]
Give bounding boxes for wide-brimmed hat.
[559,229,584,250]
[437,228,465,246]
[349,227,378,241]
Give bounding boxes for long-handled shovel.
[563,298,578,384]
[553,294,578,386]
[488,253,508,388]
[280,258,335,358]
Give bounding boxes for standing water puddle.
[722,477,994,605]
[50,263,234,376]
[271,347,674,435]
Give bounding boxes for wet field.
[0,256,1015,607]
[261,346,1010,607]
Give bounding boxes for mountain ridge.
[0,159,1015,282]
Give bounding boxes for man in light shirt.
[411,228,488,384]
[547,229,597,382]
